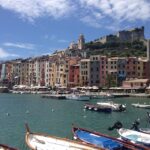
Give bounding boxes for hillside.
[85,40,147,57]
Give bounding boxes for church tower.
[78,34,85,50]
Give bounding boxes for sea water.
[0,93,149,150]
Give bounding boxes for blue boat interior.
[75,130,123,150]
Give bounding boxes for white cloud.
[81,16,101,28]
[79,0,150,29]
[0,0,149,30]
[3,42,35,49]
[0,0,75,21]
[0,48,19,58]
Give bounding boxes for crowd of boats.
[1,116,150,150]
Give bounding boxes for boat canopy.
[75,129,123,150]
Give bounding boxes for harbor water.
[0,93,150,150]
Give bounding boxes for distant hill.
[85,40,146,57]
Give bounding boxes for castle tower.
[147,39,150,61]
[78,34,85,50]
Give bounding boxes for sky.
[0,0,150,60]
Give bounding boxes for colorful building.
[80,59,90,86]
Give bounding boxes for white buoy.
[6,113,10,116]
[26,110,29,114]
[83,115,87,118]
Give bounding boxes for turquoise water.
[0,94,150,150]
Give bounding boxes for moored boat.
[118,128,150,147]
[72,126,148,150]
[25,124,101,150]
[97,101,126,112]
[91,93,114,99]
[66,94,90,101]
[0,144,18,150]
[131,103,150,109]
[130,119,150,134]
[84,104,112,113]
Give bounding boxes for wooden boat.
[118,128,150,147]
[131,103,150,109]
[66,94,90,101]
[97,101,126,112]
[72,125,149,150]
[0,144,18,150]
[25,124,101,150]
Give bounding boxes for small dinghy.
[25,124,100,150]
[118,128,150,147]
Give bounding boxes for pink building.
[68,64,80,87]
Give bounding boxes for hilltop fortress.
[94,26,145,44]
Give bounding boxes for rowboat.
[25,124,101,150]
[131,103,150,109]
[97,101,126,112]
[118,128,150,147]
[72,126,148,150]
[0,144,18,150]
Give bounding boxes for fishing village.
[0,1,150,149]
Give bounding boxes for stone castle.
[95,26,145,44]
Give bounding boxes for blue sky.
[0,0,150,60]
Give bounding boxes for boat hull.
[25,125,100,150]
[118,128,150,147]
[0,144,17,150]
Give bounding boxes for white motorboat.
[118,128,150,147]
[66,94,90,101]
[97,101,126,111]
[132,103,150,109]
[92,93,114,99]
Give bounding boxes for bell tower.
[78,34,85,50]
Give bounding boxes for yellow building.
[80,59,90,86]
